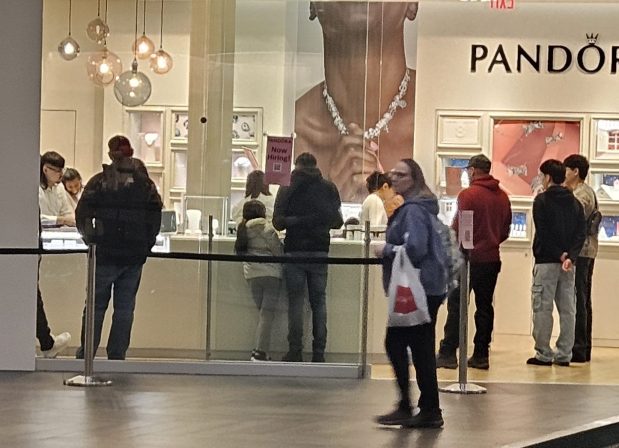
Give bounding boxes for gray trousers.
[531,263,576,363]
[248,276,281,353]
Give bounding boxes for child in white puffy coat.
[234,200,283,361]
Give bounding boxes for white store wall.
[0,0,43,370]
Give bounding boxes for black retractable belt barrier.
[439,254,486,394]
[64,244,112,387]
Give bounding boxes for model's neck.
[565,178,583,190]
[322,25,407,128]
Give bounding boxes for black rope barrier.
[0,248,383,265]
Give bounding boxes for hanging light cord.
[97,0,101,18]
[134,0,140,59]
[103,0,109,46]
[142,0,147,35]
[159,0,165,49]
[68,0,72,36]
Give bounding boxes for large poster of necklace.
[293,2,419,203]
[491,119,581,197]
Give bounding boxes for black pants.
[573,257,595,361]
[385,295,443,413]
[439,261,501,357]
[36,287,54,351]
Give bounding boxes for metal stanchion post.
[440,254,486,394]
[360,221,371,379]
[64,244,112,387]
[204,215,214,360]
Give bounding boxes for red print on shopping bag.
[394,285,418,314]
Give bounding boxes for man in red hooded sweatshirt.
[436,154,511,370]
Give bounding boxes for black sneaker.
[436,352,458,369]
[526,357,552,366]
[553,360,570,367]
[467,355,489,370]
[282,351,303,362]
[374,406,412,426]
[402,410,444,429]
[250,350,270,362]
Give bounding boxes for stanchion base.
[439,383,486,394]
[63,375,112,387]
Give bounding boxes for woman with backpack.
[234,200,283,361]
[374,158,448,429]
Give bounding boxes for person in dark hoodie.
[527,159,585,367]
[75,135,162,360]
[272,152,343,363]
[375,158,446,429]
[437,154,511,370]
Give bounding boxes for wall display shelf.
[171,109,189,144]
[436,153,476,198]
[590,117,619,162]
[232,107,262,145]
[489,115,583,199]
[590,169,619,204]
[124,108,165,168]
[508,208,531,241]
[436,114,482,149]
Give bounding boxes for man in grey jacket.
[564,155,599,362]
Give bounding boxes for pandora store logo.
[470,34,619,74]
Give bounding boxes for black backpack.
[587,195,602,237]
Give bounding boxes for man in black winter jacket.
[273,152,343,362]
[75,135,162,360]
[527,159,586,368]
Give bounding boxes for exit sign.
[491,0,515,9]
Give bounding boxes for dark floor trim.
[35,358,363,378]
[503,416,619,448]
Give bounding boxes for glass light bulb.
[114,61,152,107]
[149,49,173,75]
[99,61,110,74]
[58,36,80,61]
[86,17,110,44]
[132,35,156,60]
[87,49,122,87]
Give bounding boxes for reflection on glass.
[591,172,619,202]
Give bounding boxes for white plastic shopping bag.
[387,247,430,327]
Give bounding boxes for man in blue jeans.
[273,153,343,362]
[75,135,162,360]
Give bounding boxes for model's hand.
[560,252,568,262]
[562,259,573,272]
[329,123,382,202]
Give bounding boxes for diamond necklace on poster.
[322,68,411,141]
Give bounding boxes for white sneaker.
[41,332,71,358]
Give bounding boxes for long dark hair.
[40,151,65,189]
[401,158,436,200]
[366,171,391,194]
[245,170,271,199]
[234,200,267,254]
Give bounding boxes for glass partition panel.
[208,256,365,364]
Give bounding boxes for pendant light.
[150,0,173,74]
[114,0,152,107]
[86,0,110,44]
[132,0,156,60]
[87,0,122,87]
[58,0,80,61]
